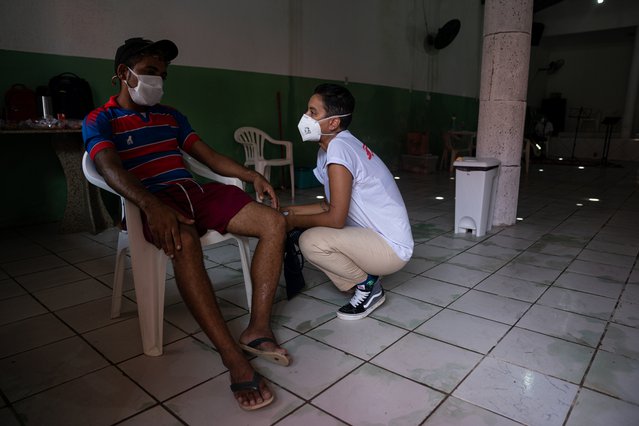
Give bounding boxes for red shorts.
[139,180,253,243]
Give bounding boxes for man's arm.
[188,140,279,208]
[93,148,194,257]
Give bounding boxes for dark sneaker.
[337,278,385,320]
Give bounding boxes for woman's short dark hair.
[313,83,355,129]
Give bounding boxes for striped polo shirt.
[82,95,200,192]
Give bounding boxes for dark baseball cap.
[114,37,178,72]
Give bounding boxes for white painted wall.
[0,0,483,97]
[534,0,639,37]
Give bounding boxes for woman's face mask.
[125,67,164,106]
[297,113,351,142]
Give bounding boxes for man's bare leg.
[226,202,288,358]
[171,224,270,409]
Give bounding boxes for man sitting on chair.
[82,37,290,411]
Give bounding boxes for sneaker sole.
[336,294,386,321]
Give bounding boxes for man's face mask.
[297,113,351,142]
[125,67,164,106]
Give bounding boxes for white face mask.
[297,113,351,142]
[125,67,164,106]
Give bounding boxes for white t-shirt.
[313,130,414,261]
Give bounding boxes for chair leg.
[110,231,129,319]
[125,200,167,357]
[449,150,457,174]
[129,244,167,356]
[289,164,295,201]
[234,235,253,311]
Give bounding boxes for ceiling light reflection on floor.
[588,198,600,202]
[435,196,444,200]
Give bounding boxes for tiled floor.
[1,161,639,425]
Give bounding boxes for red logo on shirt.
[362,143,373,160]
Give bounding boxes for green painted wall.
[0,49,478,228]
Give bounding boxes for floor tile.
[13,265,91,293]
[485,235,534,250]
[492,327,594,383]
[537,287,618,319]
[415,309,510,354]
[422,263,491,287]
[454,357,578,426]
[13,366,155,426]
[165,374,302,426]
[621,284,639,304]
[412,244,460,262]
[118,337,227,401]
[252,335,362,400]
[600,322,639,361]
[0,241,50,263]
[313,363,445,425]
[0,408,20,426]
[584,350,639,405]
[496,261,562,285]
[307,317,406,360]
[377,270,416,290]
[566,259,632,282]
[0,279,26,300]
[271,295,337,333]
[56,241,115,264]
[277,404,347,426]
[118,406,184,426]
[553,271,624,299]
[424,397,520,426]
[577,249,636,268]
[372,332,482,392]
[467,242,521,261]
[517,304,607,347]
[83,317,187,363]
[427,235,479,250]
[0,336,108,402]
[517,252,574,271]
[565,388,639,426]
[402,257,439,274]
[0,313,74,358]
[612,300,639,327]
[475,274,548,302]
[370,292,441,329]
[392,275,467,307]
[1,254,68,277]
[526,240,582,258]
[448,290,530,324]
[55,296,137,333]
[447,252,508,273]
[303,282,348,306]
[0,294,47,326]
[32,278,112,311]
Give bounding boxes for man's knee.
[176,225,202,255]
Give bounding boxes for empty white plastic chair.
[234,127,295,200]
[82,150,253,356]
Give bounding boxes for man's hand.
[253,174,280,210]
[143,200,195,258]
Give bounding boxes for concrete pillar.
[476,0,533,227]
[621,27,639,138]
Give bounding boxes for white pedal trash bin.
[453,157,500,237]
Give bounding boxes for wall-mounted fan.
[538,59,565,75]
[424,18,461,52]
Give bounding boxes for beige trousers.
[299,226,408,291]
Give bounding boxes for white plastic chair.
[234,127,295,200]
[82,151,253,356]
